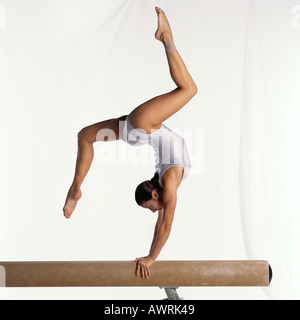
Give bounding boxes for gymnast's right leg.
[63,115,127,219]
[128,7,197,133]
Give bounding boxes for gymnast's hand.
[135,256,155,279]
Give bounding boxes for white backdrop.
[0,0,299,300]
[240,0,300,300]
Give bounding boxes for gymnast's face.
[141,190,164,213]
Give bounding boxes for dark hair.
[135,173,162,206]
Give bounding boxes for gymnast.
[63,7,197,279]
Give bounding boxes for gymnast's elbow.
[187,81,198,98]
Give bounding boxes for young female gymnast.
[63,7,197,279]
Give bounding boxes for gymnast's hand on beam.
[135,256,155,279]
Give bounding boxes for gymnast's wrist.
[148,255,156,262]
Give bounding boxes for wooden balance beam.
[0,260,272,299]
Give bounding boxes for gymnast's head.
[135,173,164,213]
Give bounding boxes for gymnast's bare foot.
[63,187,82,219]
[155,7,174,45]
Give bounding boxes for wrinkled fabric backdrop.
[0,0,299,299]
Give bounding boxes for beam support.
[161,287,180,300]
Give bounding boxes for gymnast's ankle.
[164,40,177,54]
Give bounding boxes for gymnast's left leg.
[63,116,126,219]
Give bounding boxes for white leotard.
[121,116,191,187]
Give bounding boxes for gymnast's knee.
[187,81,198,97]
[77,126,94,144]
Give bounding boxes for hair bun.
[150,172,160,188]
[146,181,154,188]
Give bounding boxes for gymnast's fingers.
[144,266,151,279]
[147,266,151,278]
[144,267,149,279]
[135,263,140,277]
[141,265,146,279]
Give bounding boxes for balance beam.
[0,260,271,288]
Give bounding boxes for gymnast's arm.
[149,209,164,253]
[135,184,177,279]
[148,184,177,261]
